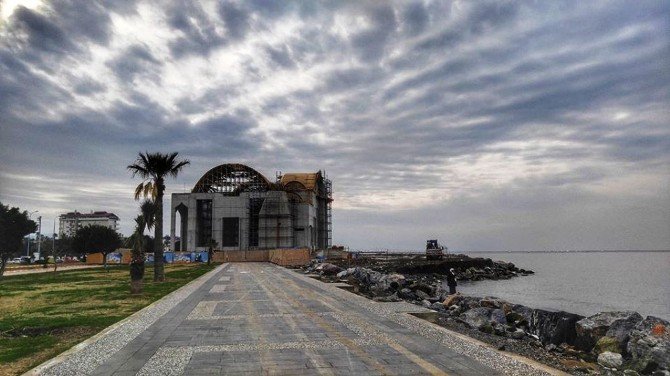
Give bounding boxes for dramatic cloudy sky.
[1,0,668,251]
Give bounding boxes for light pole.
[26,211,38,257]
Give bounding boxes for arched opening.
[175,203,188,251]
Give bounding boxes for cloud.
[106,44,162,83]
[0,0,668,250]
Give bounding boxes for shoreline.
[299,256,670,375]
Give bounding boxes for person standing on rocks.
[447,268,457,294]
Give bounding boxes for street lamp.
[26,211,38,257]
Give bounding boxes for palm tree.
[128,152,190,281]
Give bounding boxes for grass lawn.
[0,263,217,375]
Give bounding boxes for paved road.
[33,263,561,375]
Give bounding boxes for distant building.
[59,211,120,238]
[170,163,332,252]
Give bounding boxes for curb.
[24,264,226,376]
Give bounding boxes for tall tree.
[0,203,37,278]
[128,152,190,282]
[72,225,121,270]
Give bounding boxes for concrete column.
[170,201,176,252]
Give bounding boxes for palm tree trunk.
[0,254,7,278]
[154,184,165,282]
[130,233,144,294]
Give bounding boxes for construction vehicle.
[426,239,446,260]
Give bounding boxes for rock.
[594,336,621,354]
[462,307,492,330]
[515,306,583,346]
[597,351,623,369]
[421,299,432,308]
[546,343,558,352]
[317,263,342,276]
[410,282,433,295]
[490,309,507,326]
[480,298,502,308]
[511,330,526,340]
[398,288,416,300]
[442,294,462,308]
[506,311,527,326]
[430,302,445,312]
[575,311,643,352]
[502,303,512,315]
[493,324,507,336]
[479,323,494,334]
[416,290,430,301]
[626,316,670,374]
[623,370,640,376]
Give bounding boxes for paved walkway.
[5,264,106,276]
[32,263,561,375]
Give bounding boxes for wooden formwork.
[211,249,311,266]
[212,250,270,263]
[269,248,311,266]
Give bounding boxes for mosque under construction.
[170,164,332,253]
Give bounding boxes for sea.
[456,251,670,320]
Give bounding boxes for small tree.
[72,225,121,270]
[0,203,37,278]
[128,200,155,294]
[206,238,217,266]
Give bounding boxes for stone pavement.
[33,263,562,375]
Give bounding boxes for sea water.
[458,251,670,320]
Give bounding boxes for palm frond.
[134,182,145,200]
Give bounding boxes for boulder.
[442,294,462,308]
[410,282,434,295]
[430,302,446,312]
[511,330,526,340]
[462,307,492,330]
[594,336,621,354]
[490,309,507,326]
[517,307,583,346]
[626,316,670,374]
[317,263,342,276]
[598,351,623,369]
[398,288,416,300]
[480,298,502,309]
[415,290,430,301]
[576,311,643,352]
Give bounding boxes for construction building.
[170,163,332,252]
[58,211,120,238]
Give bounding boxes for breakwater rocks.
[307,264,669,375]
[321,254,534,282]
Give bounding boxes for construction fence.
[212,248,311,266]
[87,248,312,267]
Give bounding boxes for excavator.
[425,239,447,260]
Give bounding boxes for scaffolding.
[325,174,333,248]
[192,163,270,194]
[174,163,333,252]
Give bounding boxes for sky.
[0,0,668,251]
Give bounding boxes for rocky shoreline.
[301,260,669,375]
